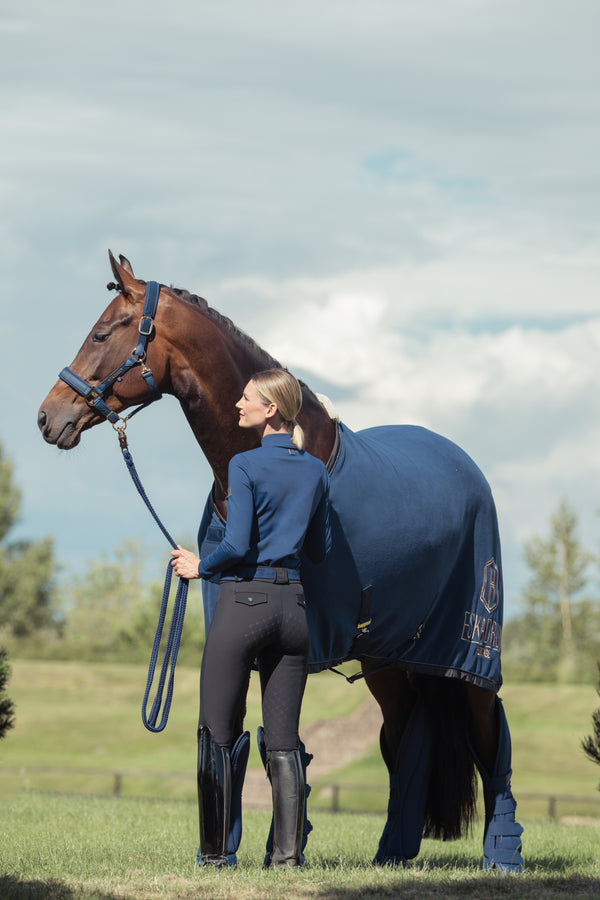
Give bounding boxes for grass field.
[0,794,599,899]
[1,660,599,898]
[0,660,368,798]
[2,660,599,820]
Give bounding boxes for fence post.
[548,796,556,819]
[331,784,340,813]
[113,772,122,797]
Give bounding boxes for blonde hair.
[251,368,304,449]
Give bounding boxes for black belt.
[221,566,301,584]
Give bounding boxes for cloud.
[255,291,600,612]
[3,0,600,623]
[260,291,600,433]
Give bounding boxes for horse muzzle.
[37,384,93,449]
[37,405,81,449]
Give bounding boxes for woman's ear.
[264,402,278,419]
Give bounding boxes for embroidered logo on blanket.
[461,611,502,658]
[480,558,499,614]
[459,558,502,660]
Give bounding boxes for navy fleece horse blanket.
[199,422,504,691]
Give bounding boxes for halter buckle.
[139,316,154,336]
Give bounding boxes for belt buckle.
[273,567,289,585]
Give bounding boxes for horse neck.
[161,295,337,505]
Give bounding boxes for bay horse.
[38,251,523,871]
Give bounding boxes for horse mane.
[167,284,334,417]
[168,285,282,371]
[107,277,333,416]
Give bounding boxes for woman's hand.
[171,545,201,579]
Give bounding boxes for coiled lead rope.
[119,433,188,732]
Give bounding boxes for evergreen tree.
[582,664,600,787]
[0,647,15,739]
[503,499,599,682]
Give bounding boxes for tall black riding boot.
[196,724,232,869]
[258,726,313,867]
[267,749,305,868]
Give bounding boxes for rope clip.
[113,420,129,450]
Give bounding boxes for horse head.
[38,251,170,449]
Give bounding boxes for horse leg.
[465,683,497,773]
[466,684,524,872]
[363,665,433,866]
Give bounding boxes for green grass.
[3,661,600,822]
[0,793,599,899]
[1,662,599,897]
[2,661,599,820]
[0,660,369,798]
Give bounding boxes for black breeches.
[199,579,310,752]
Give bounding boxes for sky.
[2,0,599,620]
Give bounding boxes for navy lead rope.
[120,435,188,733]
[58,281,187,733]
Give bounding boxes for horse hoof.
[483,857,524,874]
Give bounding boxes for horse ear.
[108,249,138,299]
[118,254,134,275]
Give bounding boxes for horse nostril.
[37,408,47,430]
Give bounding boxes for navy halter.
[59,280,162,426]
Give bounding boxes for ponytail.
[291,421,304,450]
[251,368,304,447]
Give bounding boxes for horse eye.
[92,332,110,343]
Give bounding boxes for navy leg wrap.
[374,698,433,867]
[470,698,524,873]
[257,726,313,867]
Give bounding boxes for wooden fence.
[1,766,599,821]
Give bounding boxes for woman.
[172,368,331,869]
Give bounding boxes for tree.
[61,540,154,660]
[503,499,600,682]
[0,441,58,640]
[0,445,20,543]
[0,647,15,739]
[59,539,205,664]
[582,664,600,787]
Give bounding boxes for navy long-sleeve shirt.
[198,433,331,579]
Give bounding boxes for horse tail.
[415,674,478,841]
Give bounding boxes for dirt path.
[242,696,381,809]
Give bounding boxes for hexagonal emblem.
[480,558,499,615]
